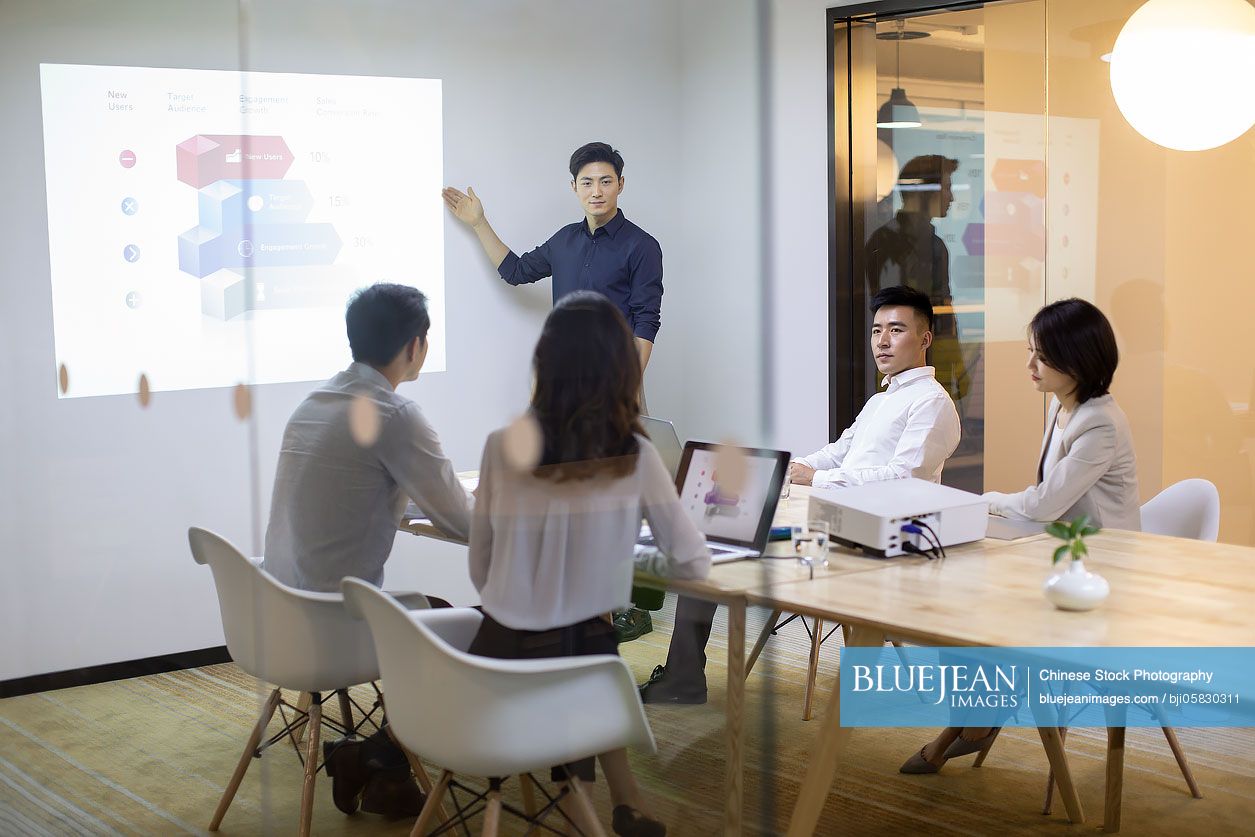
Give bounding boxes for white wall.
[647,0,765,447]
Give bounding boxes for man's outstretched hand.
[442,186,485,226]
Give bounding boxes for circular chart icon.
[237,240,254,258]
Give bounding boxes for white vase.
[1043,558,1110,611]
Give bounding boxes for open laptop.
[641,416,684,479]
[638,440,791,563]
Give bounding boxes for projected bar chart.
[39,64,445,398]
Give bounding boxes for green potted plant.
[1043,516,1110,611]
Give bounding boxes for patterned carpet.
[3,600,1254,835]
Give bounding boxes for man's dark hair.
[898,154,959,188]
[569,142,624,179]
[870,284,934,332]
[1030,297,1119,404]
[345,283,430,367]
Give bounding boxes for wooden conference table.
[756,516,1255,836]
[402,482,1255,836]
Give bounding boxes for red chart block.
[176,134,294,188]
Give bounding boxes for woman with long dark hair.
[467,291,710,836]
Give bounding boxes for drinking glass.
[790,524,805,556]
[809,520,830,570]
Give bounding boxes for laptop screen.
[674,442,790,550]
[641,416,683,479]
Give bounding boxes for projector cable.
[911,518,947,559]
[899,527,940,561]
[899,540,939,561]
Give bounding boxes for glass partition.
[1,0,777,833]
[835,0,1255,546]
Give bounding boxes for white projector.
[807,478,988,558]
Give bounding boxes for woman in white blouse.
[468,291,710,837]
[901,297,1139,774]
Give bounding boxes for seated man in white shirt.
[640,285,960,704]
[263,282,472,816]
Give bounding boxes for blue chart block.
[221,224,343,269]
[196,181,244,235]
[231,180,316,225]
[197,180,316,234]
[180,178,335,278]
[179,225,223,278]
[180,223,344,279]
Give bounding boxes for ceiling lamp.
[877,88,921,130]
[1109,0,1255,151]
[876,20,926,129]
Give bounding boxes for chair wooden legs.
[298,695,322,837]
[567,777,609,837]
[744,609,782,679]
[1105,726,1126,833]
[744,609,835,722]
[1145,704,1203,799]
[1161,726,1202,798]
[1038,726,1084,823]
[1041,727,1065,815]
[293,690,313,746]
[337,688,354,734]
[481,786,503,837]
[209,688,281,831]
[802,618,824,721]
[972,727,1000,767]
[411,770,452,837]
[519,774,539,818]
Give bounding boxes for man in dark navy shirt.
[443,142,663,646]
[442,142,662,373]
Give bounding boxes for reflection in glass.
[867,154,970,409]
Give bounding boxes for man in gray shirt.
[262,283,470,818]
[264,283,471,592]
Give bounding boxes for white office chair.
[189,527,417,835]
[1141,478,1221,542]
[341,577,657,837]
[1040,482,1219,813]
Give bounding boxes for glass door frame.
[826,0,1000,439]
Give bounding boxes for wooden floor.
[3,601,1254,835]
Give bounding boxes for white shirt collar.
[883,365,936,392]
[347,361,394,391]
